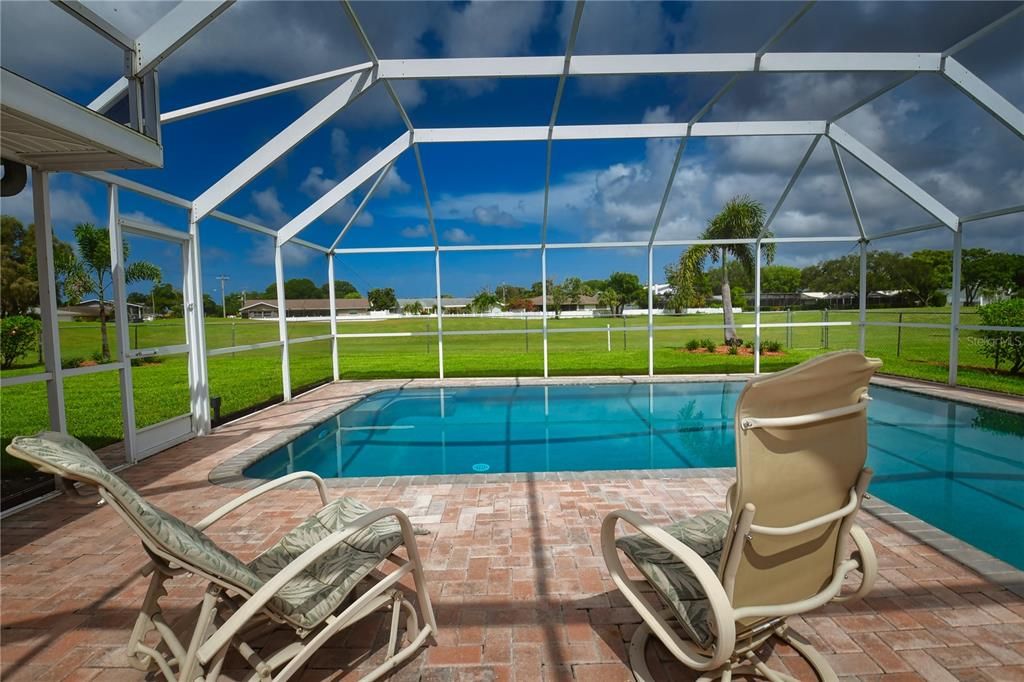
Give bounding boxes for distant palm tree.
[66,223,161,361]
[597,289,621,317]
[403,300,424,315]
[676,196,774,344]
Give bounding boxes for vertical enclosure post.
[948,227,963,385]
[275,242,291,401]
[754,242,762,374]
[186,209,211,434]
[435,248,444,380]
[647,245,654,376]
[31,170,66,432]
[858,240,868,352]
[327,253,339,382]
[108,185,137,460]
[541,246,549,377]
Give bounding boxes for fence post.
[896,312,903,358]
[525,315,529,353]
[786,308,792,348]
[622,316,627,351]
[607,324,611,352]
[134,324,139,350]
[823,308,830,348]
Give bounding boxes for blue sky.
[1,1,1022,299]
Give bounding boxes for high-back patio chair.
[602,351,882,681]
[6,432,436,682]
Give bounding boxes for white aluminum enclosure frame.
[5,0,1023,472]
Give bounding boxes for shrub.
[90,351,106,363]
[701,338,717,353]
[685,339,700,351]
[977,298,1024,374]
[761,340,783,353]
[727,343,739,355]
[61,357,85,369]
[1,316,40,369]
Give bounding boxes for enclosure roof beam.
[377,52,943,80]
[831,140,867,241]
[335,236,860,255]
[192,68,377,220]
[277,131,412,245]
[869,220,946,240]
[87,1,235,111]
[79,171,327,252]
[53,1,134,50]
[942,57,1024,141]
[827,123,959,230]
[161,62,374,123]
[647,2,813,248]
[209,211,330,253]
[961,203,1024,224]
[541,0,585,247]
[764,135,820,233]
[328,162,394,252]
[829,73,915,123]
[943,4,1024,57]
[413,121,826,144]
[412,145,439,248]
[342,0,414,132]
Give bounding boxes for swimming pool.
[244,382,1024,568]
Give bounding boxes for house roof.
[59,299,144,313]
[397,298,472,307]
[528,294,601,305]
[239,298,369,311]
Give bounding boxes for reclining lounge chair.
[6,432,436,682]
[602,351,882,681]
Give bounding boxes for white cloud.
[0,178,97,228]
[249,187,290,227]
[246,241,315,268]
[472,205,521,228]
[442,227,475,244]
[401,224,430,239]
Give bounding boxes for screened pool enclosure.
[2,1,1022,466]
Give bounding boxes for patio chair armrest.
[198,506,419,663]
[195,472,330,531]
[601,509,736,671]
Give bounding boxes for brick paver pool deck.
[2,379,1023,681]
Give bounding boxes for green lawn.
[2,309,1020,472]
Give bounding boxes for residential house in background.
[239,298,370,319]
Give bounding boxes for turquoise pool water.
[244,382,1024,568]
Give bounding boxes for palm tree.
[66,223,161,361]
[403,300,424,315]
[550,283,566,318]
[597,289,621,317]
[676,196,774,344]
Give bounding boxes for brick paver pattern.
[2,383,1022,681]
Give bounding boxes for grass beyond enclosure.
[1,308,1020,467]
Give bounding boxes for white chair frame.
[602,400,879,682]
[108,472,437,682]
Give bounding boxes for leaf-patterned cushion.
[249,497,404,630]
[616,511,731,648]
[7,433,264,594]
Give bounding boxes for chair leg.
[630,618,839,682]
[774,624,839,682]
[126,568,190,681]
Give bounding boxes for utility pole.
[216,275,230,318]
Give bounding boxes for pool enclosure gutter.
[6,1,1024,464]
